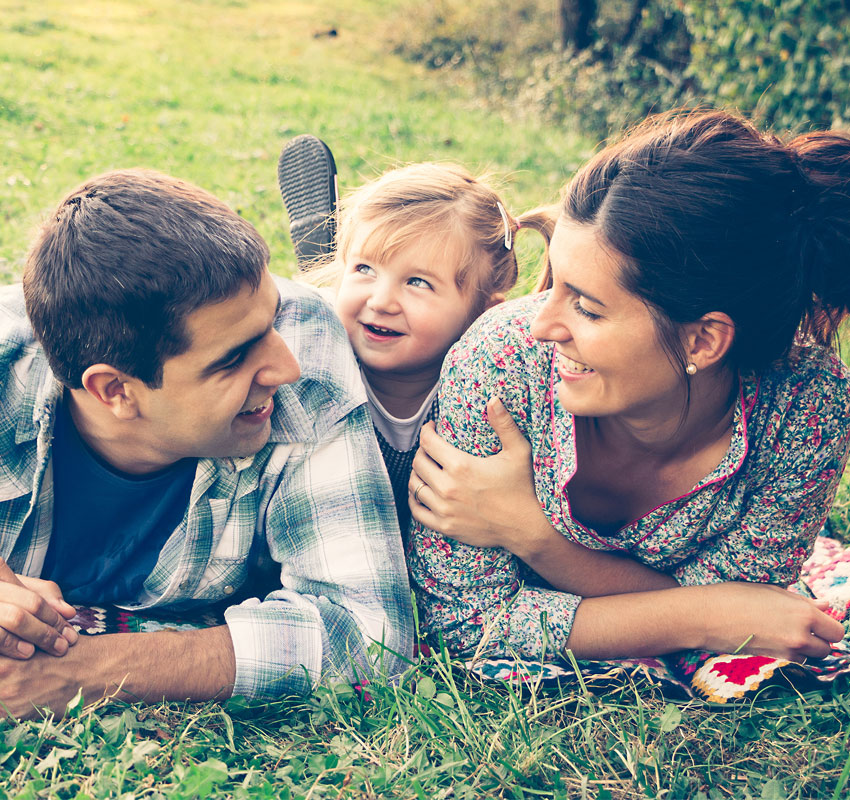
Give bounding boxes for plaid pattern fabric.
[0,279,413,700]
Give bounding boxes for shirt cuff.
[224,595,323,699]
[501,587,580,660]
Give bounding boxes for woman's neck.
[588,367,738,461]
[362,365,440,418]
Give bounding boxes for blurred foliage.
[390,0,850,138]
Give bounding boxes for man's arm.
[0,625,235,718]
[223,405,414,699]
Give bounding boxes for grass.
[0,0,589,292]
[0,1,848,798]
[5,647,850,799]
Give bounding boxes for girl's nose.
[366,281,402,314]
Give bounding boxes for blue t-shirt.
[42,399,197,605]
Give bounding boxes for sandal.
[277,134,339,270]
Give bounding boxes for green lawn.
[1,2,849,798]
[0,0,589,291]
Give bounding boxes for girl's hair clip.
[497,202,513,251]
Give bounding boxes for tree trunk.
[559,0,597,51]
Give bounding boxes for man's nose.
[255,330,300,388]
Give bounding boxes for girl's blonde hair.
[308,162,553,316]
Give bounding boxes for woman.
[407,110,850,664]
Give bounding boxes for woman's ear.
[80,364,141,421]
[684,312,736,370]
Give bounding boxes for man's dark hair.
[23,169,268,388]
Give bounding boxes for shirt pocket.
[194,498,254,599]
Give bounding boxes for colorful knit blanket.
[70,535,850,704]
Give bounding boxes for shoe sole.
[277,134,338,270]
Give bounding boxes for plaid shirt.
[0,278,413,699]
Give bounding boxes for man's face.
[132,271,300,463]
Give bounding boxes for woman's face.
[530,219,686,423]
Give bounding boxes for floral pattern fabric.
[407,293,850,660]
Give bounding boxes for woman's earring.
[686,362,698,376]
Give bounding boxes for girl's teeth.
[366,324,401,336]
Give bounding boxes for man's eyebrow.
[202,296,282,375]
[565,281,606,308]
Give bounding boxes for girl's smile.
[335,221,478,381]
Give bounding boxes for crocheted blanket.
[70,535,850,704]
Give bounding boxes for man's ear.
[684,312,736,371]
[79,364,141,420]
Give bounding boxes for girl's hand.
[409,397,543,552]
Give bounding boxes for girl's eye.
[407,276,433,290]
[353,263,374,276]
[573,299,601,320]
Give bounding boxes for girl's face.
[335,221,478,380]
[530,219,685,422]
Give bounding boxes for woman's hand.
[696,582,845,661]
[409,397,545,552]
[568,582,845,662]
[409,398,678,596]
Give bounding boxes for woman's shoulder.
[760,344,850,410]
[476,292,549,336]
[446,293,549,366]
[745,343,850,448]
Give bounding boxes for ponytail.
[786,132,850,349]
[510,204,558,293]
[557,109,850,374]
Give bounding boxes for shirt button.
[223,585,235,595]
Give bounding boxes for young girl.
[282,147,711,603]
[303,162,550,530]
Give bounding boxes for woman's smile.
[557,352,595,377]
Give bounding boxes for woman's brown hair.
[556,110,850,375]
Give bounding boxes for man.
[0,169,412,717]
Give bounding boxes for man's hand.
[0,559,77,659]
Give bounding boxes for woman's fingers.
[408,467,432,511]
[808,604,845,644]
[411,446,445,490]
[417,422,452,467]
[485,398,531,455]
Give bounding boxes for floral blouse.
[407,293,850,660]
